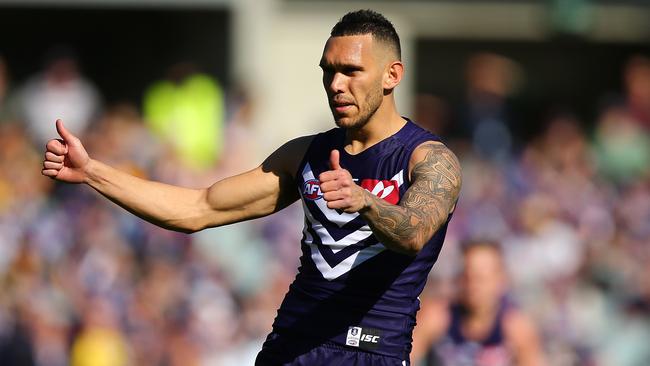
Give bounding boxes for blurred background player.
[412,240,544,366]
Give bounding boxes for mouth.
[333,105,353,114]
[330,100,355,114]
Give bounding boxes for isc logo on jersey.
[346,326,381,350]
[302,179,323,200]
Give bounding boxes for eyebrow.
[318,60,364,71]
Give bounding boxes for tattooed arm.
[319,142,461,255]
[362,142,461,255]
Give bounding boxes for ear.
[383,60,404,90]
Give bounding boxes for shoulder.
[502,308,538,341]
[282,127,341,153]
[263,134,316,178]
[410,141,457,163]
[280,134,316,153]
[398,120,457,171]
[408,141,462,185]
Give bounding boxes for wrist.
[357,189,375,214]
[83,158,99,185]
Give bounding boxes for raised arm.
[42,119,310,233]
[319,141,461,255]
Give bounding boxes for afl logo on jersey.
[302,179,323,200]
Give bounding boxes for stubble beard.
[334,88,383,130]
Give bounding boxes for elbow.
[177,226,199,235]
[380,232,428,256]
[164,218,205,234]
[408,243,425,257]
[184,219,212,234]
[406,223,446,255]
[399,227,441,256]
[399,238,426,257]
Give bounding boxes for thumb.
[329,149,341,170]
[55,119,76,143]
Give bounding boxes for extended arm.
[319,142,461,255]
[42,119,308,233]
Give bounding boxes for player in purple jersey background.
[412,241,545,366]
[41,10,461,366]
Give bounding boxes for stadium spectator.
[17,46,101,146]
[461,53,523,163]
[623,55,650,130]
[412,241,545,366]
[143,61,225,171]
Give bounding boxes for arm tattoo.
[361,143,461,255]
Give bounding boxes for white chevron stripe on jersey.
[301,201,373,253]
[302,163,360,226]
[308,242,386,280]
[302,202,386,279]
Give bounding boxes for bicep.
[203,165,296,226]
[400,142,462,236]
[199,135,313,229]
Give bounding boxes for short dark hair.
[460,239,503,257]
[330,9,401,60]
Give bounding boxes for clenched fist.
[318,149,371,213]
[42,119,90,183]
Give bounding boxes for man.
[411,241,545,366]
[42,10,461,365]
[21,46,101,145]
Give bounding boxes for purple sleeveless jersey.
[266,119,452,362]
[431,299,514,366]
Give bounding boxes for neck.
[464,298,500,322]
[344,97,405,154]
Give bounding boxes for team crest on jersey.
[359,179,400,204]
[346,326,381,351]
[302,179,323,200]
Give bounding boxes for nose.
[325,72,346,94]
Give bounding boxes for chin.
[334,115,367,130]
[333,117,352,128]
[335,120,350,128]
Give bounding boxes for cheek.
[372,75,385,97]
[366,80,384,105]
[354,78,381,100]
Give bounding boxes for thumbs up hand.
[318,150,370,213]
[42,119,90,183]
[328,149,342,170]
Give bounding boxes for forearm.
[359,191,447,256]
[84,159,209,233]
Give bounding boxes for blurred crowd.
[416,53,650,365]
[0,47,648,366]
